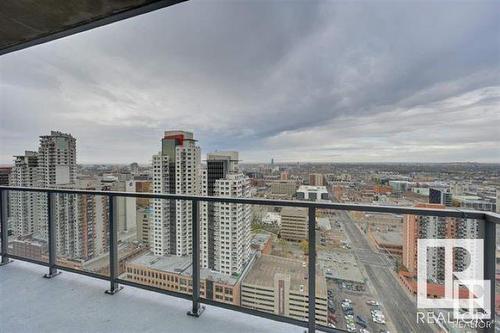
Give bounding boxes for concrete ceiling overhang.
[0,0,187,56]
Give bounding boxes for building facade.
[280,207,308,242]
[152,131,201,257]
[8,151,39,237]
[201,151,251,276]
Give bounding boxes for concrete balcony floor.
[0,260,307,333]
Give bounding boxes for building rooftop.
[297,185,328,193]
[242,254,327,297]
[128,252,240,285]
[317,250,365,284]
[0,260,306,333]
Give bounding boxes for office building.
[201,151,251,276]
[280,207,308,242]
[152,131,201,257]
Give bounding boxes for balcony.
[1,186,499,333]
[1,259,304,333]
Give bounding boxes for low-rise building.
[123,253,242,305]
[241,254,327,325]
[296,185,329,202]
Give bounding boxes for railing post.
[105,194,122,294]
[484,217,495,333]
[187,199,204,317]
[0,189,11,266]
[307,206,316,333]
[44,192,60,278]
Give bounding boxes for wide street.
[337,210,434,333]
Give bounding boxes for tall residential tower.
[201,151,251,275]
[152,131,201,256]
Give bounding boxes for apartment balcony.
[1,186,499,333]
[0,259,304,333]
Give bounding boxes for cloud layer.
[1,1,499,164]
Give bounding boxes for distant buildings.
[309,173,324,186]
[388,180,409,194]
[152,131,201,257]
[453,194,496,212]
[0,166,12,186]
[429,187,452,207]
[9,151,38,237]
[269,180,297,199]
[8,132,81,258]
[280,207,308,242]
[129,162,139,175]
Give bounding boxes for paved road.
[338,210,434,333]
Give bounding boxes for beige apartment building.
[241,254,327,325]
[280,207,308,241]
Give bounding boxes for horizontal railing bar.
[5,254,50,267]
[485,212,500,224]
[200,298,309,329]
[0,186,491,220]
[201,298,346,333]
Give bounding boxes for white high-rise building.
[201,151,251,276]
[8,151,39,237]
[36,131,78,258]
[152,131,201,256]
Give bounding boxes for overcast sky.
[1,1,499,164]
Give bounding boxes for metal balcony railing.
[0,185,499,333]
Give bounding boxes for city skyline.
[1,1,499,164]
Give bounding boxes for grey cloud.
[1,0,499,164]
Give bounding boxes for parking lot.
[326,280,390,333]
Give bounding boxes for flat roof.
[129,252,239,285]
[297,185,328,193]
[242,254,327,297]
[317,250,365,284]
